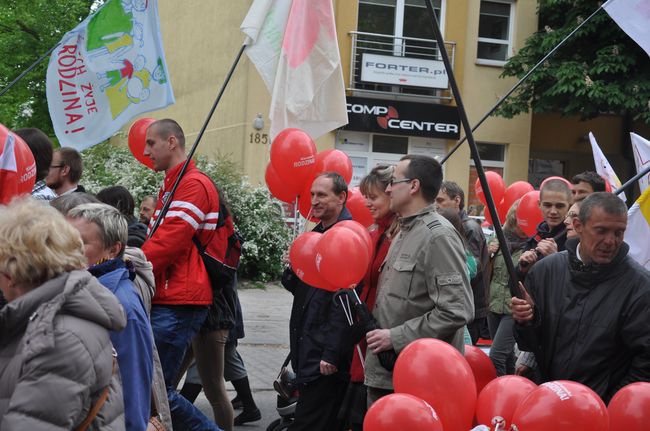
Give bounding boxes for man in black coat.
[512,193,650,402]
[281,172,353,431]
[436,181,490,343]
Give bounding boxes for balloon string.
[338,295,353,325]
[338,294,366,370]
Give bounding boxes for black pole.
[615,163,650,196]
[440,5,604,165]
[0,44,59,98]
[148,42,248,238]
[425,1,521,298]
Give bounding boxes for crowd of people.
[1,120,649,431]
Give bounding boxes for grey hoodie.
[0,270,127,430]
[124,246,155,313]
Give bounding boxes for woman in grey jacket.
[0,197,126,430]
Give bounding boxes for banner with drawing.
[46,0,174,150]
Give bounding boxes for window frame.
[475,0,515,67]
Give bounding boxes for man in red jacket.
[142,119,221,431]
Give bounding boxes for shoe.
[231,396,243,410]
[234,408,261,426]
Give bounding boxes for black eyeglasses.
[389,177,412,186]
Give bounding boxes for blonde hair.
[0,197,86,287]
[504,199,521,231]
[359,164,400,239]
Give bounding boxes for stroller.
[266,354,298,431]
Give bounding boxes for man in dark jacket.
[512,192,650,402]
[281,172,353,431]
[436,181,490,343]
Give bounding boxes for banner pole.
[0,44,59,98]
[439,5,604,165]
[615,164,650,196]
[425,1,521,298]
[148,42,248,238]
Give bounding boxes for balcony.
[348,31,456,101]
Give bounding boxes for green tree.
[497,0,650,124]
[0,0,95,135]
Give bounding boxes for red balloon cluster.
[475,375,537,429]
[264,128,373,226]
[464,345,497,393]
[289,219,371,291]
[475,172,535,227]
[128,118,156,170]
[516,190,543,236]
[0,124,36,205]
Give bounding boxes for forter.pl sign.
[361,53,448,89]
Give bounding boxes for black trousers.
[289,374,349,431]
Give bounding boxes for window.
[477,0,514,65]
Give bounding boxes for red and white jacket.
[142,160,220,305]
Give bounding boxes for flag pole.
[148,41,248,238]
[439,5,604,165]
[0,44,59,98]
[424,1,521,298]
[615,164,650,196]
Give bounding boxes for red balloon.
[476,375,537,429]
[0,125,36,204]
[364,393,443,431]
[336,220,373,265]
[503,181,534,213]
[289,232,337,291]
[297,180,318,222]
[540,175,573,191]
[511,380,608,431]
[483,199,505,226]
[315,225,370,288]
[314,149,353,184]
[516,190,543,237]
[346,187,374,227]
[128,118,156,170]
[475,171,506,207]
[393,339,477,431]
[270,128,317,195]
[608,382,650,431]
[265,163,297,203]
[464,345,497,393]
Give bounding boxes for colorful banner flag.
[604,0,650,57]
[241,0,348,140]
[624,186,650,270]
[0,124,36,204]
[46,0,174,151]
[630,132,650,193]
[588,132,626,202]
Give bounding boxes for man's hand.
[511,282,535,323]
[536,239,557,256]
[367,329,393,354]
[320,360,337,375]
[517,250,539,274]
[515,364,531,376]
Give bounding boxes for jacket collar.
[313,207,353,233]
[399,204,436,232]
[163,159,196,191]
[565,237,630,285]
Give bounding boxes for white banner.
[361,53,448,89]
[46,0,174,150]
[589,132,626,202]
[630,132,650,193]
[604,0,650,57]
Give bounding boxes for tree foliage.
[497,0,650,124]
[0,0,95,136]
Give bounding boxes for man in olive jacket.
[365,155,475,404]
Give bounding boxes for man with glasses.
[45,147,86,196]
[364,154,474,405]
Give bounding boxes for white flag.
[624,186,650,270]
[604,0,650,57]
[46,0,174,150]
[630,132,650,193]
[241,0,349,140]
[589,132,626,202]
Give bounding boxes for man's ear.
[573,217,584,235]
[410,179,420,196]
[338,191,347,206]
[108,241,123,259]
[61,164,71,178]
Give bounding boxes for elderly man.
[512,192,650,401]
[281,172,353,431]
[365,154,474,405]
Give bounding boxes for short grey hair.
[67,203,129,258]
[579,192,627,224]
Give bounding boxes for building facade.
[114,1,541,209]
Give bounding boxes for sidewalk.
[194,283,292,430]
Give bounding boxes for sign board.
[361,53,448,89]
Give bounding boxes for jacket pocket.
[388,260,416,299]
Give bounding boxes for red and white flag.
[0,125,36,204]
[241,0,348,140]
[604,0,650,57]
[589,132,626,202]
[631,132,650,193]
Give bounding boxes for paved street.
[194,283,292,430]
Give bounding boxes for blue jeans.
[487,312,516,376]
[151,305,222,431]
